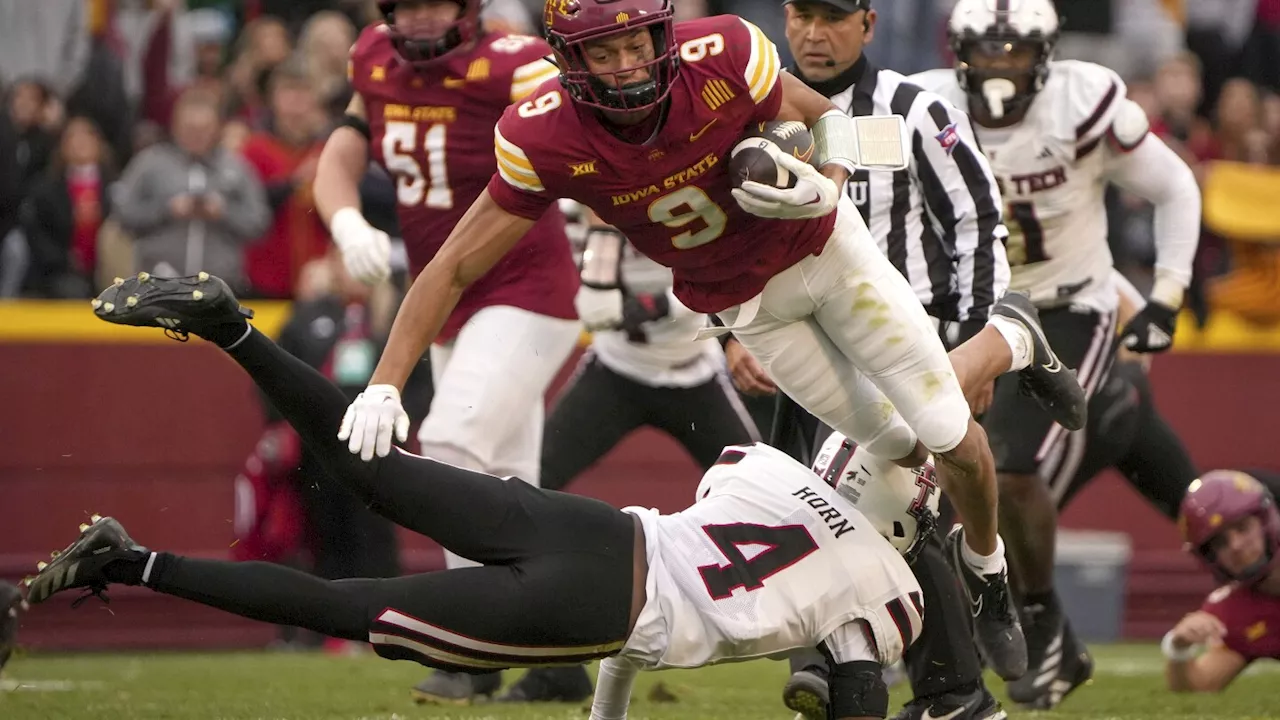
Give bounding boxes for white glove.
[338,384,410,462]
[575,285,625,331]
[330,207,392,285]
[731,146,839,220]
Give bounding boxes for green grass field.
[1,644,1276,720]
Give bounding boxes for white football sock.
[988,315,1033,372]
[961,532,1006,577]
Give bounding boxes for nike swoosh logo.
[970,593,983,617]
[689,118,717,142]
[1007,304,1062,373]
[921,706,968,720]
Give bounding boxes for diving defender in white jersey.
[27,272,936,720]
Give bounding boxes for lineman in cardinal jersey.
[497,204,761,703]
[312,0,582,703]
[908,0,1201,708]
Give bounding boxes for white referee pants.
[417,305,581,569]
[715,206,972,460]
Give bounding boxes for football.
[727,120,817,190]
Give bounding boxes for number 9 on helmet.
[812,432,941,563]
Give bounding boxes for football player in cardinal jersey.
[312,1,582,702]
[908,0,1200,706]
[1167,471,1280,692]
[342,0,1049,672]
[37,271,936,720]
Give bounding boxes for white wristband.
[1161,630,1201,662]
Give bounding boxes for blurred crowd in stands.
[1,0,1278,325]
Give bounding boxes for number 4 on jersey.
[698,523,819,600]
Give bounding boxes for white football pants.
[417,305,580,569]
[716,205,972,460]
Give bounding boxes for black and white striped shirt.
[797,58,1010,326]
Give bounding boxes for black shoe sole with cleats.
[782,667,829,720]
[23,515,147,606]
[992,291,1087,431]
[92,272,253,342]
[944,525,1027,682]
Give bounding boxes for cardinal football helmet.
[542,0,679,112]
[1180,470,1280,586]
[378,0,484,68]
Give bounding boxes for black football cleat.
[411,669,502,705]
[782,664,829,720]
[92,272,253,343]
[944,525,1027,682]
[991,291,1086,431]
[0,581,26,676]
[495,666,593,703]
[23,515,147,607]
[1007,610,1094,709]
[891,684,1007,720]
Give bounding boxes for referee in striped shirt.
[728,1,1011,719]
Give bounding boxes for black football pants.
[541,352,759,491]
[141,328,637,672]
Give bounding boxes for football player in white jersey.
[32,271,933,720]
[591,440,940,720]
[909,0,1201,708]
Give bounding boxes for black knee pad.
[828,660,888,719]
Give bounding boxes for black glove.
[1118,301,1178,353]
[620,291,672,343]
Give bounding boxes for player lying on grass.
[1165,470,1280,692]
[24,272,939,720]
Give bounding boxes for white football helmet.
[948,0,1059,121]
[811,432,941,562]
